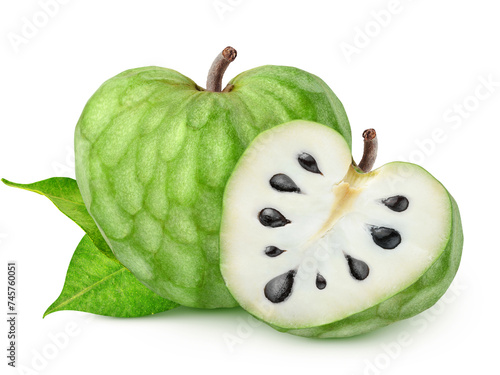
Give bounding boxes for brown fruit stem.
[357,128,378,173]
[206,46,237,92]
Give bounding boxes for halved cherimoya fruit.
[220,120,463,338]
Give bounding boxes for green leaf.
[2,177,114,260]
[45,235,179,317]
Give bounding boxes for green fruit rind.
[75,65,351,308]
[270,164,463,338]
[229,66,352,148]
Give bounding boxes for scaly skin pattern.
[275,185,463,338]
[75,65,351,308]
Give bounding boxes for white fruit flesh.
[220,121,452,329]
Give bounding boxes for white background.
[1,0,499,374]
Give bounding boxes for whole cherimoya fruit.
[74,47,352,308]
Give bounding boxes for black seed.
[265,246,286,257]
[316,273,327,290]
[382,196,409,212]
[270,174,301,193]
[264,270,296,303]
[258,208,291,228]
[345,255,370,280]
[370,226,401,249]
[298,153,322,174]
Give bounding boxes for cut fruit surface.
[220,120,462,336]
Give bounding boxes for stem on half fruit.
[358,129,378,173]
[206,46,237,92]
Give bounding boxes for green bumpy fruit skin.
[75,65,351,308]
[273,180,463,338]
